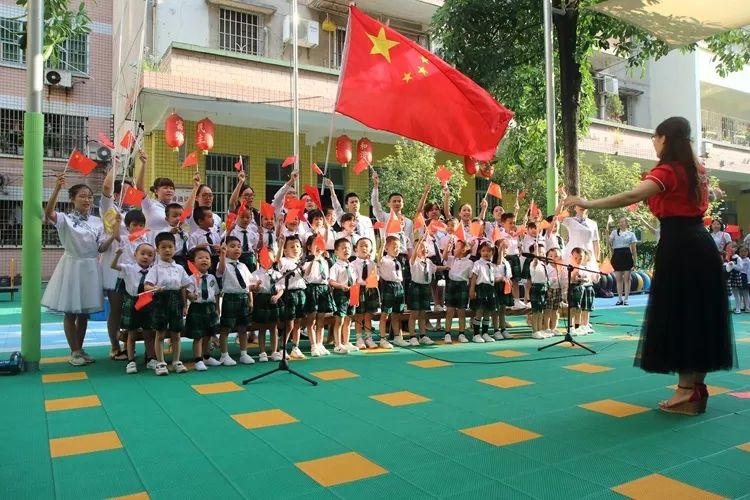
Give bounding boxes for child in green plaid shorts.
[278,235,307,359]
[352,238,392,349]
[302,231,335,357]
[250,263,285,362]
[184,248,221,371]
[528,243,551,339]
[492,239,514,341]
[408,238,447,346]
[443,237,473,343]
[469,241,501,343]
[329,238,359,354]
[569,248,598,336]
[216,237,255,366]
[111,243,156,374]
[144,232,194,376]
[379,236,408,347]
[543,247,566,337]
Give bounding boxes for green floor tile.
[663,459,750,498]
[502,467,604,499]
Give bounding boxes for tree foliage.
[15,0,91,63]
[375,139,467,218]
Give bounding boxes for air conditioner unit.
[44,69,72,88]
[602,75,619,95]
[283,16,320,48]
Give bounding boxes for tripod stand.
[242,320,318,386]
[532,254,601,354]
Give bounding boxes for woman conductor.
[565,116,736,415]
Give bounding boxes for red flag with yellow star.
[335,6,514,161]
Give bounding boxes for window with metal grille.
[219,8,263,56]
[0,17,24,65]
[48,34,89,74]
[0,109,24,155]
[205,153,248,218]
[0,200,71,247]
[333,27,346,68]
[265,159,288,203]
[44,114,88,158]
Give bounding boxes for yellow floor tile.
[564,363,614,374]
[361,347,396,354]
[232,409,298,430]
[309,369,359,381]
[41,372,88,383]
[191,381,244,395]
[612,473,726,499]
[460,421,541,447]
[667,384,731,395]
[579,399,650,418]
[45,395,101,412]
[488,350,528,358]
[49,430,122,458]
[479,376,534,389]
[558,342,592,349]
[110,493,150,500]
[296,451,387,486]
[737,337,750,343]
[370,391,431,407]
[624,311,642,316]
[408,359,452,368]
[612,335,640,341]
[40,356,73,365]
[737,442,750,452]
[738,369,750,376]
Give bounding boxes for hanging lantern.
[464,156,478,176]
[195,117,215,155]
[164,113,185,151]
[335,134,353,165]
[357,137,373,164]
[478,162,495,179]
[322,15,337,32]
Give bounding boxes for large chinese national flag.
[335,6,514,161]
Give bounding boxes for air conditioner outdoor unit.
[602,75,619,95]
[283,16,320,48]
[44,69,73,88]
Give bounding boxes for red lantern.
[164,113,185,151]
[464,156,478,176]
[357,137,373,164]
[195,117,215,154]
[479,162,494,179]
[335,135,352,165]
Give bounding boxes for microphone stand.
[523,253,603,354]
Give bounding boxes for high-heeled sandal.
[658,385,702,416]
[695,383,709,414]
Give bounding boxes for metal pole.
[543,0,558,212]
[22,0,44,372]
[291,0,300,192]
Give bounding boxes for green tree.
[434,0,750,195]
[15,0,91,63]
[375,139,467,217]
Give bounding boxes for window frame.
[218,7,264,57]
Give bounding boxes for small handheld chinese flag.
[234,156,243,172]
[313,235,326,253]
[352,158,369,175]
[260,202,275,221]
[455,224,466,241]
[515,226,527,237]
[128,227,150,242]
[385,212,401,235]
[486,182,503,199]
[600,259,615,274]
[178,205,193,223]
[428,220,447,232]
[259,246,272,269]
[284,197,306,211]
[491,226,502,242]
[122,186,145,207]
[226,212,238,232]
[703,216,712,226]
[187,260,201,277]
[435,165,453,184]
[539,219,551,230]
[365,269,378,289]
[303,185,323,209]
[503,279,512,295]
[67,149,97,175]
[120,130,136,149]
[349,283,361,307]
[518,190,526,200]
[98,132,115,149]
[182,151,199,168]
[281,156,297,168]
[285,209,301,224]
[134,291,154,311]
[311,162,323,175]
[469,221,483,237]
[414,212,425,231]
[372,221,385,230]
[528,199,540,219]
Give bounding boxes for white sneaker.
[239,353,255,364]
[310,345,322,357]
[290,346,305,359]
[458,333,469,343]
[379,339,394,349]
[155,362,169,376]
[194,360,207,371]
[393,336,410,347]
[204,357,222,367]
[408,337,420,346]
[531,331,546,340]
[173,361,188,373]
[319,344,331,356]
[511,300,525,310]
[569,327,579,336]
[586,325,596,334]
[502,330,514,340]
[735,308,742,314]
[220,354,237,366]
[343,342,359,352]
[258,352,269,363]
[472,334,485,343]
[481,333,495,342]
[355,338,367,349]
[333,345,348,355]
[69,353,86,366]
[146,359,159,370]
[420,336,435,345]
[524,301,532,309]
[551,329,564,337]
[80,350,96,363]
[270,351,283,361]
[365,338,378,349]
[576,327,589,336]
[444,333,452,344]
[126,361,137,374]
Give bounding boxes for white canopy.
[589,0,750,47]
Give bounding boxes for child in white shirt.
[443,237,473,343]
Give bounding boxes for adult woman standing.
[565,117,735,415]
[228,170,260,226]
[609,217,638,306]
[561,206,600,266]
[709,220,732,254]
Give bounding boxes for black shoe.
[615,300,623,306]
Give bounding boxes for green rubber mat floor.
[2,307,749,499]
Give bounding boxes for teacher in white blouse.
[561,206,600,267]
[609,217,638,305]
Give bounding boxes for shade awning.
[589,0,750,48]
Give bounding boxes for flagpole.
[321,6,353,197]
[291,0,300,193]
[543,0,558,211]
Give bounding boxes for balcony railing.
[701,110,750,148]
